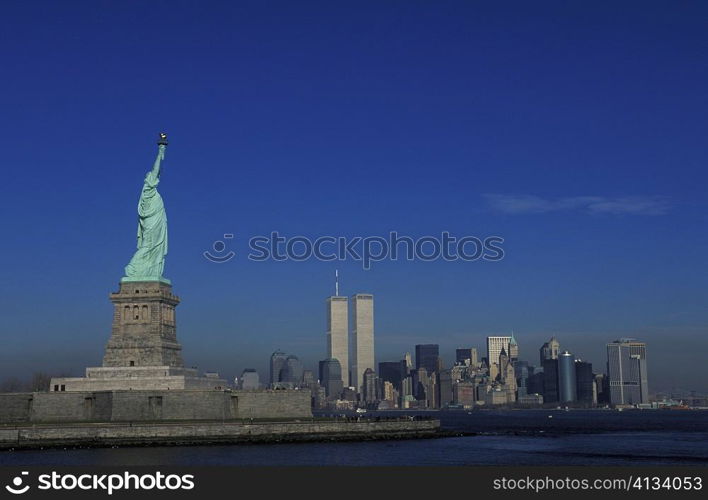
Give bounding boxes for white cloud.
[484,194,669,215]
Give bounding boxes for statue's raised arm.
[146,134,168,186]
[153,145,165,175]
[143,144,166,189]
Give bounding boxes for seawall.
[0,419,440,450]
[0,389,312,423]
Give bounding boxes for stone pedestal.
[103,281,183,368]
[50,281,226,392]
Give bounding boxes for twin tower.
[326,292,374,393]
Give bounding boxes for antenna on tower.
[335,269,339,296]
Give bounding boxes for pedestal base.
[50,366,227,392]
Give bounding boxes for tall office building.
[326,295,349,387]
[401,375,413,399]
[487,336,512,380]
[279,355,304,387]
[269,350,288,387]
[527,369,545,396]
[437,369,453,408]
[239,369,260,390]
[319,358,344,398]
[416,344,440,374]
[383,381,396,403]
[498,348,517,402]
[412,367,430,403]
[575,360,594,406]
[404,352,413,371]
[508,335,519,362]
[453,382,476,407]
[302,370,315,387]
[595,373,609,405]
[542,358,559,404]
[362,368,377,404]
[539,337,560,365]
[607,339,648,406]
[351,293,375,394]
[514,360,531,397]
[558,351,577,404]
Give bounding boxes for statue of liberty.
[123,133,170,283]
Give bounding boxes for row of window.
[121,305,175,323]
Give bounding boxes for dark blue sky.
[1,1,707,392]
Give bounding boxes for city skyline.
[0,274,699,395]
[309,303,654,408]
[2,1,708,394]
[0,265,693,395]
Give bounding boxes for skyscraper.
[429,372,440,408]
[404,352,413,371]
[415,344,440,374]
[539,337,560,365]
[527,368,545,396]
[607,339,648,406]
[269,350,288,388]
[487,336,512,380]
[453,382,476,408]
[382,381,395,403]
[413,367,430,404]
[351,293,374,394]
[326,295,349,387]
[514,360,531,397]
[558,351,577,404]
[498,347,517,402]
[595,373,609,405]
[508,335,519,362]
[542,358,559,404]
[437,369,453,408]
[575,360,594,406]
[239,368,260,390]
[279,354,304,387]
[319,358,344,398]
[302,370,315,387]
[362,368,377,405]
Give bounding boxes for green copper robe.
[123,146,168,281]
